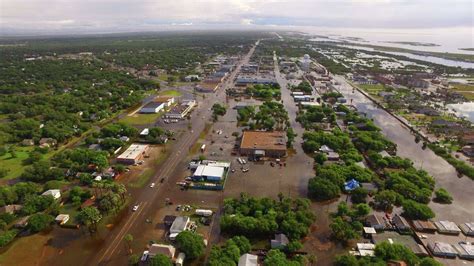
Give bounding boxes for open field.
[0,233,52,266]
[159,89,182,97]
[358,84,386,95]
[451,84,474,100]
[120,112,163,125]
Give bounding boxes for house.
[169,216,190,240]
[392,214,411,231]
[412,220,437,232]
[14,216,29,228]
[428,242,457,258]
[116,144,149,165]
[457,242,474,260]
[21,139,35,146]
[461,146,474,157]
[193,165,225,182]
[239,131,287,159]
[140,128,150,136]
[319,145,334,153]
[238,253,259,266]
[39,138,57,148]
[270,233,289,249]
[119,136,130,142]
[327,151,340,161]
[148,244,176,259]
[55,214,70,225]
[366,214,385,230]
[363,227,377,238]
[434,220,461,235]
[140,102,165,113]
[461,132,474,145]
[42,189,61,200]
[0,204,23,214]
[459,222,474,236]
[184,75,200,82]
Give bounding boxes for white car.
[141,250,149,261]
[132,204,139,211]
[150,183,155,188]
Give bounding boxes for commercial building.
[435,221,462,235]
[459,222,474,236]
[149,244,176,259]
[240,131,287,159]
[116,144,149,165]
[428,242,458,258]
[193,165,225,182]
[235,76,278,87]
[165,100,196,119]
[140,102,165,113]
[169,216,190,240]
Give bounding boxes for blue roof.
[344,179,360,191]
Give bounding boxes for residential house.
[0,204,23,214]
[42,189,61,200]
[270,233,289,249]
[238,253,259,266]
[148,244,176,259]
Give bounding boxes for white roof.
[55,214,69,221]
[238,253,258,266]
[140,128,149,136]
[42,189,61,198]
[429,242,458,255]
[436,221,461,232]
[170,216,190,234]
[357,243,376,250]
[117,144,148,160]
[358,249,375,257]
[194,165,224,178]
[363,227,377,234]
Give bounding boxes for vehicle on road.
[150,183,155,188]
[132,204,139,211]
[242,168,249,173]
[141,250,149,261]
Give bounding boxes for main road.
[333,75,474,223]
[89,43,258,266]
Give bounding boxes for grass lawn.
[0,146,36,180]
[60,203,81,225]
[358,84,386,96]
[120,112,163,125]
[128,169,154,188]
[159,89,182,97]
[0,233,51,266]
[452,84,474,92]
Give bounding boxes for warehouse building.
[240,131,287,159]
[193,165,225,182]
[164,100,196,119]
[140,102,165,113]
[116,144,149,165]
[169,216,190,240]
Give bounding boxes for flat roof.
[435,221,461,232]
[170,216,189,233]
[142,102,163,109]
[429,242,458,255]
[117,144,148,160]
[240,131,286,151]
[194,165,225,178]
[458,243,474,256]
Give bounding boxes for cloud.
[0,0,472,34]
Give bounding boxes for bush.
[434,188,453,204]
[402,200,435,220]
[175,231,205,259]
[351,187,368,204]
[0,229,19,247]
[28,213,54,232]
[308,178,340,201]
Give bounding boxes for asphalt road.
[91,44,258,266]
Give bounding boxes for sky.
[1,0,473,35]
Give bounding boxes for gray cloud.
[0,0,472,35]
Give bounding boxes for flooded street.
[334,75,474,223]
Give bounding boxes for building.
[238,253,259,266]
[373,231,428,256]
[163,215,177,228]
[240,131,287,159]
[293,95,313,102]
[55,214,70,225]
[21,139,34,146]
[184,75,200,82]
[42,189,61,200]
[428,242,458,258]
[271,233,289,249]
[140,128,149,136]
[412,220,437,232]
[235,76,278,86]
[148,244,176,259]
[116,144,149,165]
[457,242,474,260]
[154,96,175,107]
[392,214,411,231]
[193,165,225,182]
[366,214,386,230]
[165,100,196,119]
[434,221,461,235]
[140,102,165,113]
[175,252,186,266]
[39,138,57,148]
[169,216,190,239]
[0,204,23,214]
[196,82,219,93]
[459,222,474,236]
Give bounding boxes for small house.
[392,214,411,231]
[55,214,70,225]
[435,220,461,235]
[0,204,23,214]
[459,222,474,236]
[366,214,385,230]
[270,233,289,249]
[238,253,259,266]
[42,189,61,200]
[148,244,176,259]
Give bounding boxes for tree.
[286,128,296,148]
[78,206,102,233]
[128,254,140,266]
[27,213,54,232]
[434,188,452,204]
[124,234,133,254]
[402,200,435,220]
[351,187,368,204]
[175,231,205,259]
[419,257,443,266]
[374,190,398,211]
[149,254,173,266]
[330,217,359,244]
[334,254,359,266]
[374,241,419,266]
[264,249,302,266]
[308,178,340,201]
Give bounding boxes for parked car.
[150,183,155,188]
[141,250,149,261]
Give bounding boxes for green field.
[128,168,154,188]
[358,84,386,96]
[120,112,163,125]
[0,146,42,180]
[451,84,474,100]
[160,89,182,97]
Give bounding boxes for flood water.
[447,102,474,123]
